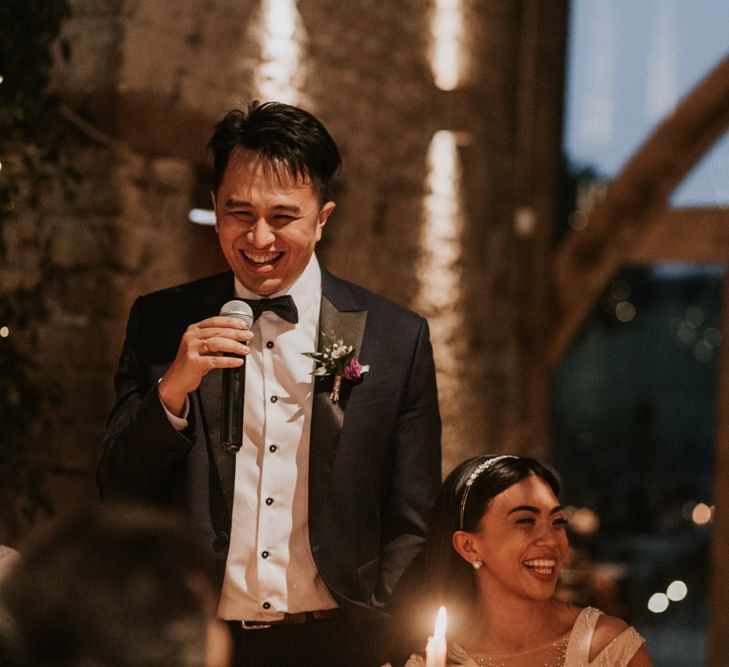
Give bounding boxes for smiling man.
[99,102,442,667]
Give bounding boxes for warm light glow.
[514,207,536,238]
[569,507,600,535]
[666,580,688,602]
[0,326,9,338]
[692,502,713,525]
[417,132,463,310]
[648,592,669,613]
[425,607,447,667]
[188,208,216,226]
[413,132,466,460]
[429,0,466,90]
[414,131,465,384]
[254,0,306,105]
[434,606,446,640]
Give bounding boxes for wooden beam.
[547,55,729,368]
[627,208,729,264]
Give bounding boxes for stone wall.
[3,0,567,539]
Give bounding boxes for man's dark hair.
[0,504,219,667]
[207,101,342,202]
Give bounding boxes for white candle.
[425,606,447,667]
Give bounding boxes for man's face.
[212,150,335,296]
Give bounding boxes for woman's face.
[459,474,569,602]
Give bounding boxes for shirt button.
[266,341,274,349]
[265,497,274,506]
[269,444,277,453]
[212,531,229,553]
[261,550,269,559]
[270,396,277,403]
[262,601,271,610]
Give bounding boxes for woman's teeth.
[523,559,556,575]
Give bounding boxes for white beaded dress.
[405,607,645,667]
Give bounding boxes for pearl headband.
[458,455,519,531]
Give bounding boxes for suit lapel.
[309,272,367,536]
[195,269,368,533]
[193,273,237,525]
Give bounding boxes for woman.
[404,455,653,666]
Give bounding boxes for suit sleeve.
[97,297,194,502]
[376,317,441,604]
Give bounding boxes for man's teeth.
[523,559,556,574]
[244,252,280,265]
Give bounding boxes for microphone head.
[220,299,254,330]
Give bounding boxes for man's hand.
[158,316,253,417]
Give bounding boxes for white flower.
[331,343,352,360]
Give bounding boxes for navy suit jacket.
[98,268,441,625]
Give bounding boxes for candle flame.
[434,606,447,640]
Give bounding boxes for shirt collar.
[233,253,322,314]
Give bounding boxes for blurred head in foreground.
[0,504,231,667]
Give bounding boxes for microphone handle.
[221,363,245,452]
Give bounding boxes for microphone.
[219,299,254,453]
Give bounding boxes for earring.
[472,560,483,570]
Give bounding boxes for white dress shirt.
[162,254,336,621]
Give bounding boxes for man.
[99,101,441,666]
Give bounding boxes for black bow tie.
[243,295,299,324]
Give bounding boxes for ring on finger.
[201,339,209,355]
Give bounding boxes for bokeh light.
[568,210,589,230]
[685,306,705,327]
[610,279,631,301]
[565,506,600,535]
[648,592,669,613]
[254,0,306,105]
[615,301,636,322]
[413,130,466,444]
[694,340,714,362]
[692,502,713,525]
[666,580,688,602]
[704,327,722,347]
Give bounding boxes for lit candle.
[425,606,447,667]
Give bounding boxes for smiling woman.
[400,456,654,667]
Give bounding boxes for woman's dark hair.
[207,100,342,202]
[412,455,561,643]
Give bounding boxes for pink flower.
[343,356,366,381]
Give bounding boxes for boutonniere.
[303,333,370,403]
